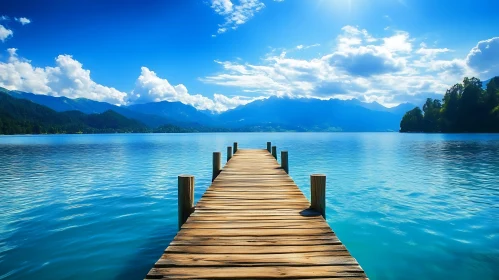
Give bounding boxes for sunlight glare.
[318,0,359,17]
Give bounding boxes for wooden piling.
[234,142,238,154]
[281,151,289,174]
[227,146,233,162]
[267,142,271,153]
[212,152,221,181]
[272,146,277,159]
[311,174,326,218]
[177,175,194,231]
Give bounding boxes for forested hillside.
[400,77,499,133]
[0,92,151,134]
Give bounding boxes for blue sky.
[0,0,498,111]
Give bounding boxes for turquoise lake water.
[0,133,498,279]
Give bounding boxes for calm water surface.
[0,133,498,279]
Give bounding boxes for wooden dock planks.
[146,149,367,279]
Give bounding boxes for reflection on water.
[0,133,498,279]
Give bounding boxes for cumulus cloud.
[130,67,214,107]
[330,45,405,77]
[0,48,50,93]
[466,37,499,75]
[2,25,495,112]
[201,26,493,107]
[0,49,254,112]
[210,0,283,35]
[47,55,128,104]
[382,31,412,53]
[0,25,13,42]
[15,17,31,25]
[330,26,409,77]
[129,67,255,112]
[0,48,127,104]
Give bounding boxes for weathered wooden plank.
[170,237,342,246]
[195,202,310,208]
[195,203,310,207]
[186,215,324,221]
[201,193,306,197]
[165,245,347,254]
[206,188,302,192]
[191,209,322,216]
[156,253,357,267]
[196,199,309,203]
[177,228,333,237]
[181,221,329,229]
[172,234,340,242]
[146,266,365,279]
[197,198,309,202]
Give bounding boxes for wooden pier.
[146,144,367,279]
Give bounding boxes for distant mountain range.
[0,91,147,134]
[214,97,415,131]
[1,87,417,133]
[5,90,173,128]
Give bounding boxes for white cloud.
[382,31,412,53]
[15,17,31,25]
[211,0,234,14]
[201,26,491,107]
[0,49,127,104]
[212,0,265,34]
[416,43,450,59]
[210,0,283,35]
[466,37,499,75]
[0,49,258,112]
[0,25,13,42]
[2,25,495,112]
[0,48,51,93]
[46,55,128,104]
[130,67,254,112]
[213,93,259,110]
[329,45,405,77]
[296,43,320,50]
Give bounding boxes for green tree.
[463,77,482,89]
[400,107,424,132]
[441,83,463,132]
[422,98,442,132]
[485,77,499,107]
[459,77,484,132]
[400,76,499,133]
[484,77,499,129]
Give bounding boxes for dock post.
[272,146,277,159]
[234,142,238,154]
[178,175,194,231]
[311,174,326,218]
[281,151,289,174]
[267,142,271,153]
[213,152,221,181]
[227,146,233,162]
